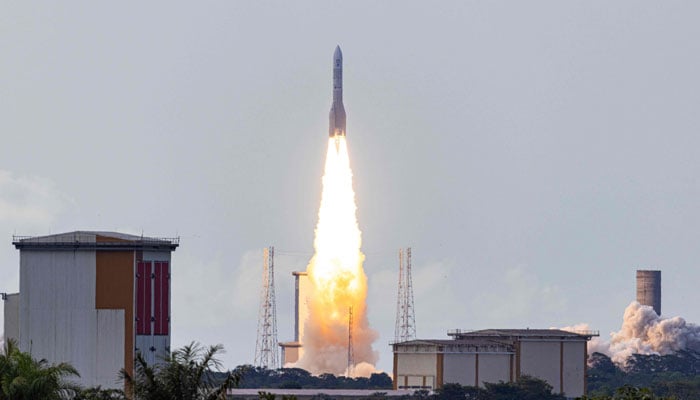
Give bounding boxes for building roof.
[447,328,599,339]
[13,231,179,251]
[392,338,515,353]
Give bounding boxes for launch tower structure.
[254,246,279,369]
[394,247,416,343]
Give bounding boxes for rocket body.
[329,46,346,137]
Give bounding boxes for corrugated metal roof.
[13,231,179,250]
[464,328,584,337]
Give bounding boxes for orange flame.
[296,137,378,376]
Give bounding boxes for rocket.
[329,46,346,137]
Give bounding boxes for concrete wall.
[442,353,511,387]
[562,341,586,398]
[520,341,561,393]
[478,354,511,387]
[3,293,20,343]
[636,270,661,316]
[396,353,436,389]
[395,337,588,398]
[443,354,476,386]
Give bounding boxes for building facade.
[392,329,597,399]
[5,231,178,389]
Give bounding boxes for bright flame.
[296,137,378,376]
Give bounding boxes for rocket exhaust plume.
[295,46,378,377]
[603,301,700,365]
[566,302,700,367]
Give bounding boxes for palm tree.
[0,338,80,400]
[120,342,239,400]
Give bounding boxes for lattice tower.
[394,247,416,342]
[254,246,279,369]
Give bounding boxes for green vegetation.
[227,366,392,390]
[429,376,564,399]
[579,385,674,400]
[586,351,700,399]
[0,338,81,400]
[120,342,239,400]
[7,336,700,400]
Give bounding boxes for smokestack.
[636,270,661,316]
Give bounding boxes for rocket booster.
[329,46,346,137]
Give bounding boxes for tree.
[120,342,239,400]
[73,386,126,400]
[577,385,676,400]
[0,338,81,400]
[481,375,564,400]
[433,383,465,400]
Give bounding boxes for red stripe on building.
[144,261,152,335]
[162,262,169,335]
[136,262,145,334]
[154,262,162,335]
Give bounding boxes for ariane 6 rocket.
[329,45,346,138]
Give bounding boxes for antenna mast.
[394,247,416,342]
[254,246,279,369]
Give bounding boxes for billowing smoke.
[294,138,378,377]
[570,301,700,366]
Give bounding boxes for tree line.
[4,338,700,400]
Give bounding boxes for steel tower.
[254,246,279,369]
[394,247,416,343]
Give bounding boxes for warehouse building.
[4,231,178,389]
[392,328,597,399]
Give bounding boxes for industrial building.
[392,328,598,399]
[279,271,310,365]
[636,270,661,316]
[3,231,178,389]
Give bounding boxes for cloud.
[476,265,568,325]
[172,248,262,329]
[0,170,73,230]
[582,302,700,366]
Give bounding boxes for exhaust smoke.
[294,137,378,377]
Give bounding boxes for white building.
[4,231,178,389]
[392,328,597,399]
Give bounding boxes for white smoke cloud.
[348,362,381,378]
[567,301,700,366]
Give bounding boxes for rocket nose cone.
[334,45,343,60]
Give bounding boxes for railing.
[448,329,600,337]
[565,329,600,337]
[13,234,179,245]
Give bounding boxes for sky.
[1,1,699,375]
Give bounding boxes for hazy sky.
[1,2,699,375]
